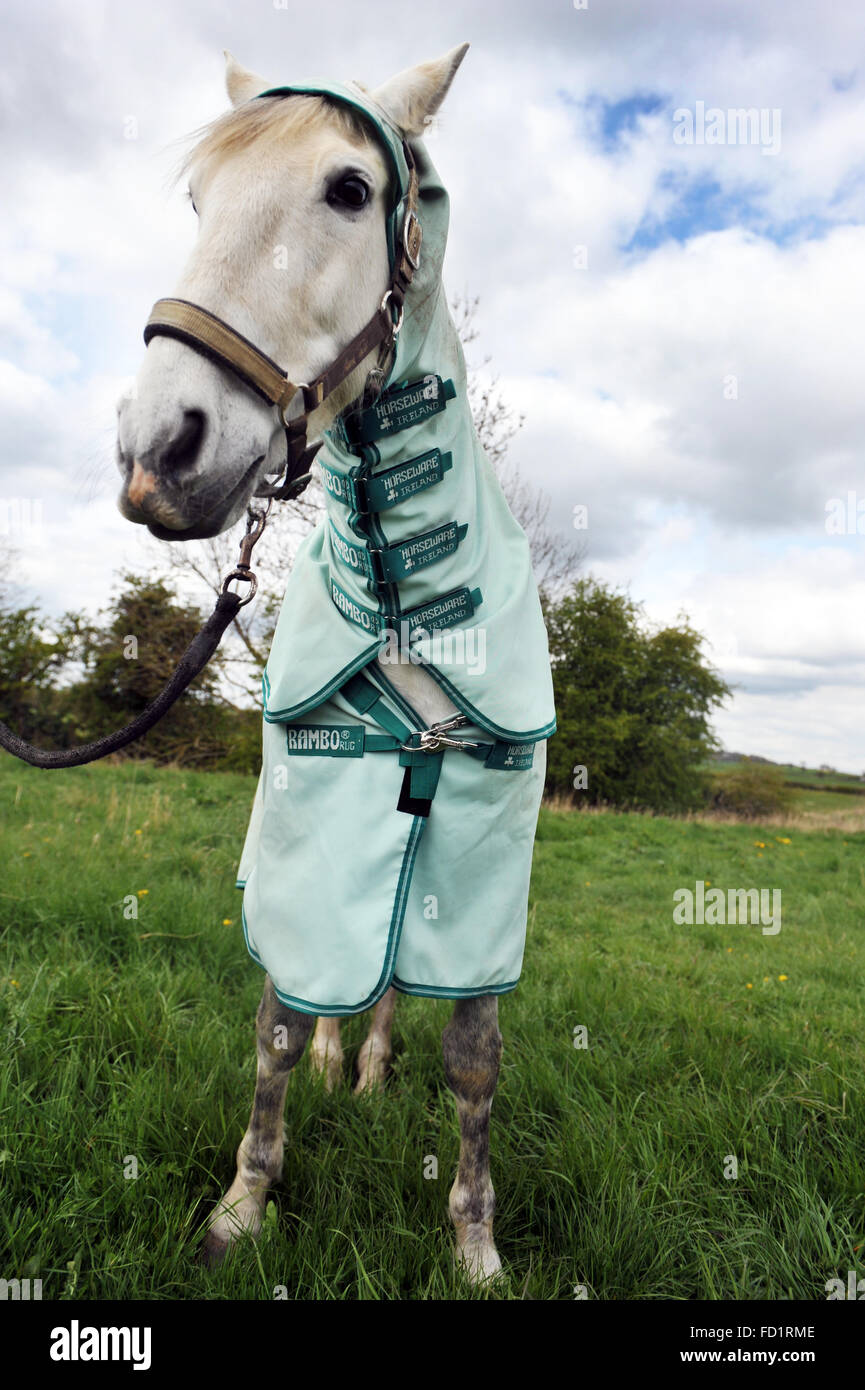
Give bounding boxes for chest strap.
[330,576,482,637]
[330,519,468,585]
[319,448,453,514]
[282,671,537,814]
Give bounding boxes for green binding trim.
[329,518,468,584]
[330,576,483,637]
[345,376,457,445]
[241,813,426,1017]
[262,643,380,724]
[392,977,520,999]
[320,449,454,514]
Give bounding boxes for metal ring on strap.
[380,289,404,336]
[278,383,309,428]
[221,568,258,606]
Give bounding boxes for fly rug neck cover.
[237,85,556,1016]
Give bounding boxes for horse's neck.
[375,651,458,724]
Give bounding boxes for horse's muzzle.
[117,453,265,541]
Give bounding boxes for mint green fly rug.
[236,80,556,1016]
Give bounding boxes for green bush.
[0,570,263,773]
[707,761,795,819]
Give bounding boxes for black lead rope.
[0,506,269,771]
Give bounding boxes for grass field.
[1,759,863,1300]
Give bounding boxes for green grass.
[1,760,864,1299]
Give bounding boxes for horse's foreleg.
[442,995,503,1284]
[203,977,314,1264]
[354,986,397,1094]
[310,1015,345,1090]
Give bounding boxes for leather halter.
[143,142,422,503]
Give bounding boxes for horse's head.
[116,44,467,540]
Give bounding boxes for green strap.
[341,672,442,801]
[319,448,453,514]
[330,519,468,584]
[341,671,413,743]
[284,723,402,757]
[480,740,536,770]
[284,723,537,770]
[345,376,457,445]
[397,744,444,801]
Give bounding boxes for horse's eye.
[328,175,370,210]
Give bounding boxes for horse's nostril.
[164,409,206,474]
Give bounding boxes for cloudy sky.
[1,0,863,768]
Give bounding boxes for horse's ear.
[224,51,272,108]
[371,43,469,137]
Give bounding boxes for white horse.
[116,44,545,1285]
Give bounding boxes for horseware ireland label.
[485,741,536,771]
[329,519,468,582]
[347,376,457,444]
[319,449,454,513]
[285,724,365,756]
[330,576,482,636]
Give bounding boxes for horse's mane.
[178,90,379,182]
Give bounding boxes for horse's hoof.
[200,1231,231,1268]
[453,1224,504,1286]
[310,1049,344,1091]
[353,1062,389,1095]
[354,1042,390,1095]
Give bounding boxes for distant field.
[1,759,863,1299]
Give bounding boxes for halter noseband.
[143,122,421,503]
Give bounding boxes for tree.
[544,578,731,811]
[0,545,86,745]
[70,573,258,767]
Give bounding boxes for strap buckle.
[405,714,480,754]
[402,209,422,271]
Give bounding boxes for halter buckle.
[402,209,422,271]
